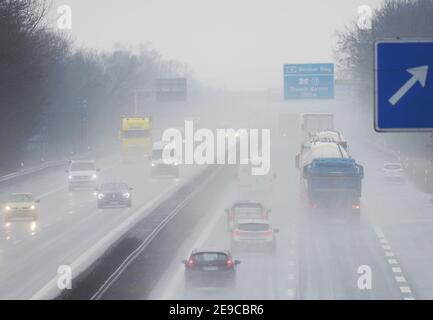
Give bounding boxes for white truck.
[302,113,334,139]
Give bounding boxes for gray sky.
[50,0,384,91]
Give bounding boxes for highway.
[1,94,433,300]
[104,96,431,300]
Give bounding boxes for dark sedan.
[96,183,132,209]
[182,248,240,289]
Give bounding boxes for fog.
[49,0,383,90]
[1,0,433,302]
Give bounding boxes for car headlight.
[68,175,73,180]
[4,206,11,211]
[92,174,98,179]
[97,193,105,200]
[151,163,155,167]
[174,162,179,166]
[122,193,130,199]
[30,205,36,210]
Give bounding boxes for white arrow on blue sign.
[375,39,433,131]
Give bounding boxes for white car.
[230,218,278,254]
[67,160,100,191]
[150,141,180,179]
[381,162,404,181]
[2,193,40,221]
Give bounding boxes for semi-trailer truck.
[295,141,363,217]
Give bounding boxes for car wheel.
[127,201,132,208]
[33,214,39,221]
[97,203,103,209]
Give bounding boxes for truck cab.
[120,117,152,162]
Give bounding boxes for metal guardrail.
[0,160,67,183]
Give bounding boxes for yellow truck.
[120,117,152,162]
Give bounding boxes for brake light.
[352,203,360,209]
[309,203,318,209]
[186,258,195,268]
[264,230,273,237]
[227,259,234,268]
[233,230,240,237]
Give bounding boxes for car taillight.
[352,203,360,209]
[233,230,242,237]
[186,258,195,268]
[309,203,318,209]
[264,230,273,237]
[227,259,234,268]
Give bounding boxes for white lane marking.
[159,204,226,300]
[400,286,411,294]
[287,288,295,297]
[37,185,67,199]
[373,225,415,299]
[30,180,183,300]
[287,274,295,281]
[374,226,385,239]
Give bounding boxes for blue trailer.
[296,142,364,215]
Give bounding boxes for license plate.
[203,266,218,271]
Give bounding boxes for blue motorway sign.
[375,40,433,131]
[283,63,334,100]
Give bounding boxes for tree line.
[0,0,186,173]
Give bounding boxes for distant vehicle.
[225,201,270,231]
[381,162,405,181]
[120,117,152,162]
[302,113,334,139]
[230,219,278,254]
[2,193,40,222]
[66,160,99,191]
[95,183,132,209]
[150,141,180,179]
[182,248,240,289]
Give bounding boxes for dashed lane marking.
[374,226,415,300]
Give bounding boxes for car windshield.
[193,252,228,263]
[70,163,95,171]
[384,164,402,170]
[238,223,269,232]
[8,194,34,202]
[100,183,128,191]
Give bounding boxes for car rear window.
[238,223,269,231]
[70,163,95,171]
[193,252,228,263]
[384,164,402,170]
[233,204,263,218]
